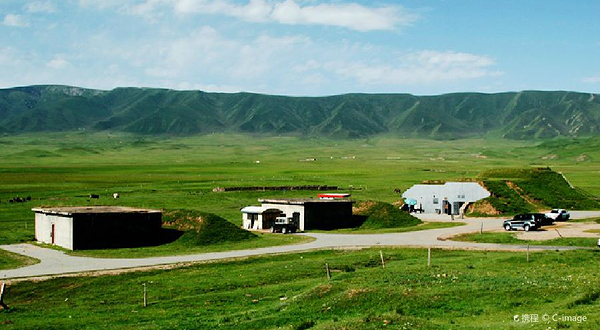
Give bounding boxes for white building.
[33,206,162,250]
[240,206,282,231]
[242,198,354,231]
[402,182,490,215]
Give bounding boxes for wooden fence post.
[142,283,147,307]
[427,248,431,267]
[325,263,331,280]
[0,283,9,310]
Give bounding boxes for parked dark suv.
[503,213,552,231]
[530,213,554,226]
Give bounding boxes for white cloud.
[583,76,600,83]
[25,1,57,13]
[174,0,272,22]
[2,14,30,27]
[326,50,500,85]
[78,0,133,10]
[138,26,312,84]
[129,0,417,31]
[271,0,415,32]
[46,57,69,69]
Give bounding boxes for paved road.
[2,211,598,280]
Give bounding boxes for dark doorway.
[51,224,55,244]
[443,201,452,215]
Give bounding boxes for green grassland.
[1,248,599,329]
[310,221,465,234]
[478,167,600,212]
[0,250,39,270]
[66,210,313,259]
[451,232,599,247]
[1,133,599,329]
[1,133,599,246]
[353,200,422,229]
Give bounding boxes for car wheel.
[282,227,288,234]
[504,224,511,231]
[524,224,530,232]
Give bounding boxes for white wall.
[261,203,306,230]
[35,213,74,250]
[402,182,490,214]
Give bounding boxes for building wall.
[261,203,306,230]
[35,213,74,250]
[72,213,162,250]
[260,202,353,230]
[402,182,490,215]
[304,202,354,230]
[242,213,255,230]
[243,212,280,230]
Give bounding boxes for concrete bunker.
[402,182,490,215]
[242,197,354,231]
[33,206,162,250]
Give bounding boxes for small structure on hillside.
[33,206,162,250]
[402,182,490,215]
[242,196,354,231]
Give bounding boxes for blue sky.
[1,0,599,96]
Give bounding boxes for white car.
[545,209,570,221]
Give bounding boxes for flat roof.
[32,206,162,216]
[259,198,354,205]
[241,206,282,214]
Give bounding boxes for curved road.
[2,211,599,280]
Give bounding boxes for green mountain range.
[1,85,599,139]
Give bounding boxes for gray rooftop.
[32,206,162,216]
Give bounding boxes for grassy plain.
[0,250,38,270]
[1,132,598,246]
[309,221,465,234]
[68,232,312,259]
[1,133,599,329]
[451,232,599,247]
[1,248,599,329]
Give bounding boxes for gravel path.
[2,211,599,280]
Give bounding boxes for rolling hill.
[1,85,598,139]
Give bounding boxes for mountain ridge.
[1,85,598,139]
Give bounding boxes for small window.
[433,198,439,204]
